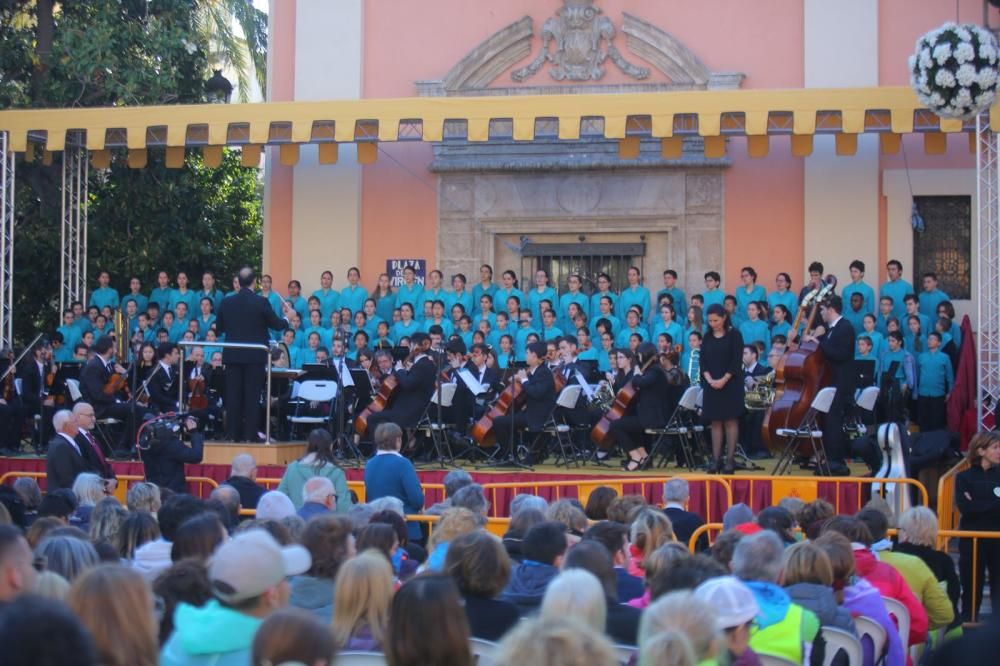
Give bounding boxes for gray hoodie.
[288,575,335,622]
[784,582,857,635]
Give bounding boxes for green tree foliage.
[0,0,265,345]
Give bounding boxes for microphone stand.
[331,356,362,468]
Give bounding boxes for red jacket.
[853,547,929,646]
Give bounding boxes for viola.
[188,374,209,410]
[590,355,656,449]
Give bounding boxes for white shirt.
[375,449,404,457]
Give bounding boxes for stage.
[0,445,887,520]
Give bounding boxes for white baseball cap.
[209,529,311,604]
[693,576,759,631]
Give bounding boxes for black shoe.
[749,450,772,460]
[828,462,851,476]
[723,461,736,475]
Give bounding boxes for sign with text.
[386,259,426,287]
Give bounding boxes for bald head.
[230,454,257,479]
[210,485,241,522]
[237,267,255,288]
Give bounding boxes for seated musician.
[146,342,181,414]
[0,353,23,455]
[553,335,595,428]
[79,335,144,448]
[741,344,771,460]
[362,332,436,443]
[607,342,670,472]
[19,341,55,450]
[449,341,500,439]
[492,341,556,459]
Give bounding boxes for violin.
[591,354,657,449]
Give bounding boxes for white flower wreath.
[909,22,1000,119]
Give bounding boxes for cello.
[353,345,422,435]
[762,276,837,451]
[471,363,566,447]
[591,353,657,449]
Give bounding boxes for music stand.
[329,362,364,467]
[853,359,877,390]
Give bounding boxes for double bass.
[762,276,837,451]
[471,363,566,447]
[590,353,656,449]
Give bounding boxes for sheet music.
[335,360,354,387]
[574,369,596,399]
[457,368,487,395]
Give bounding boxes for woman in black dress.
[700,303,744,474]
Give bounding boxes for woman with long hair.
[700,303,745,474]
[278,428,351,512]
[68,564,159,666]
[472,264,497,304]
[387,574,472,666]
[372,273,396,324]
[116,511,161,560]
[331,550,394,651]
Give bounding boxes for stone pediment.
[416,5,743,97]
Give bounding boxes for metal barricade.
[687,522,724,552]
[479,475,733,520]
[0,469,219,501]
[717,474,929,514]
[936,528,1000,623]
[936,458,970,533]
[177,340,273,442]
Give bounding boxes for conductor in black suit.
[802,294,855,476]
[214,267,292,442]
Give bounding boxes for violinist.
[553,336,592,428]
[0,352,23,455]
[362,332,436,442]
[79,335,142,449]
[184,345,222,432]
[129,343,157,399]
[492,341,556,458]
[145,343,180,414]
[609,342,670,471]
[19,341,55,449]
[449,341,500,437]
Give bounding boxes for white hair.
[732,530,784,583]
[510,493,548,516]
[230,453,256,478]
[368,496,405,517]
[663,478,690,503]
[256,490,296,521]
[72,473,105,507]
[540,569,607,632]
[302,476,335,504]
[52,409,74,432]
[639,592,719,664]
[898,506,939,547]
[70,401,93,416]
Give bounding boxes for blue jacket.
[499,561,560,614]
[364,452,425,541]
[160,601,261,666]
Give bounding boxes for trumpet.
[744,370,776,411]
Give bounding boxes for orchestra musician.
[608,342,670,472]
[799,294,855,476]
[448,340,501,438]
[362,332,436,442]
[492,341,556,459]
[0,352,23,455]
[741,344,770,460]
[553,335,593,428]
[79,335,144,449]
[214,267,293,442]
[20,341,56,450]
[145,342,181,414]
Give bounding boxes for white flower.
[977,67,998,89]
[976,90,997,108]
[930,92,945,106]
[955,88,973,107]
[933,43,953,65]
[919,47,933,69]
[955,42,975,64]
[956,64,977,86]
[979,43,998,62]
[956,26,972,42]
[935,69,957,88]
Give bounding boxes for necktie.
[84,431,108,471]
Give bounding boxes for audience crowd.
[0,426,993,666]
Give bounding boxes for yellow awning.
[0,86,991,165]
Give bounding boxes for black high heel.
[622,456,644,472]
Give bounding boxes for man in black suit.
[363,333,437,440]
[146,342,180,414]
[71,402,117,490]
[19,342,54,450]
[492,341,556,459]
[803,294,855,476]
[79,335,142,448]
[140,415,205,494]
[448,341,500,435]
[741,344,771,459]
[662,478,708,551]
[45,409,88,490]
[214,267,292,442]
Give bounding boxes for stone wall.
[437,164,725,294]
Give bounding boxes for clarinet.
[687,348,701,385]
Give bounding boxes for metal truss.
[976,112,1000,430]
[0,133,13,350]
[60,136,88,317]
